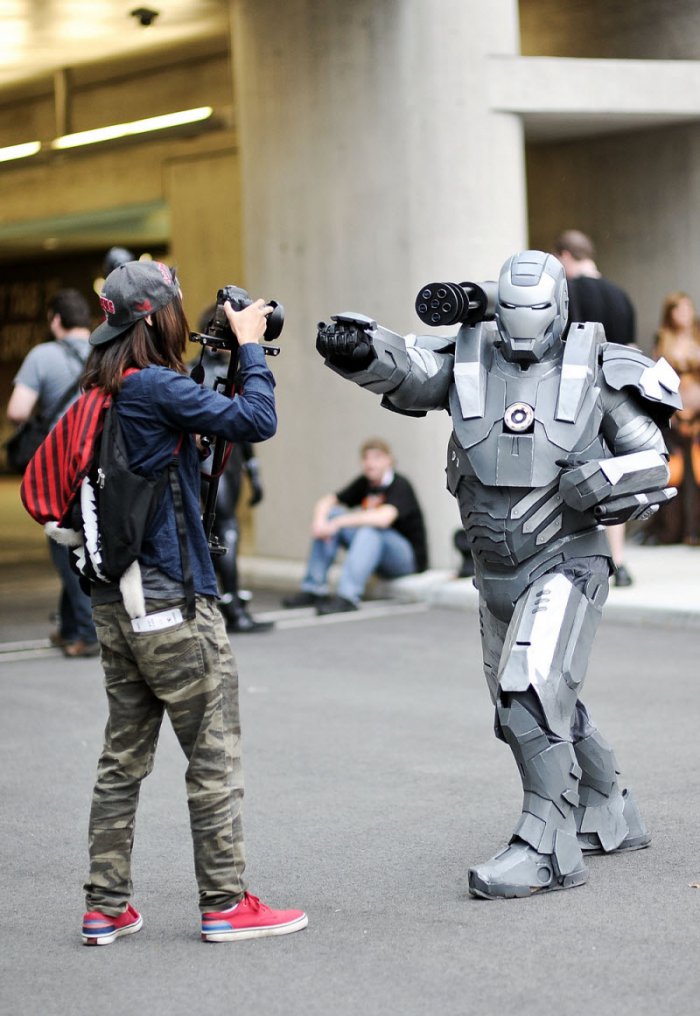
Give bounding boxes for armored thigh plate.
[497,571,607,740]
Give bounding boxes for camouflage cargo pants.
[84,596,246,915]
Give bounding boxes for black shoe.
[227,610,275,633]
[220,602,274,633]
[614,564,633,588]
[281,591,323,609]
[316,595,358,616]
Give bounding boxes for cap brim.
[89,318,134,347]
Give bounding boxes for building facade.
[1,0,699,567]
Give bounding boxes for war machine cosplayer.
[316,250,681,899]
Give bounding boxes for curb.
[239,545,700,630]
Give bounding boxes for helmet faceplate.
[495,251,569,364]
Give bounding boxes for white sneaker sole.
[82,915,143,946]
[201,913,308,943]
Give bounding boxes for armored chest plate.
[448,322,605,487]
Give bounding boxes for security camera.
[130,7,159,27]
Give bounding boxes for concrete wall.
[231,0,526,568]
[521,0,700,354]
[3,0,698,568]
[527,121,700,352]
[519,0,700,59]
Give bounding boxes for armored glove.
[557,451,675,522]
[316,314,375,369]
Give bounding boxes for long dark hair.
[654,291,700,363]
[82,297,190,395]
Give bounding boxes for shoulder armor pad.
[410,333,456,354]
[452,321,493,419]
[601,343,682,421]
[557,321,604,422]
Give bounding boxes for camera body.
[197,285,284,351]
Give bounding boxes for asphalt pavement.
[1,562,699,1016]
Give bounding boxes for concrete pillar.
[231,0,526,567]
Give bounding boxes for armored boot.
[468,695,588,899]
[573,731,650,854]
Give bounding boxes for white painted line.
[0,638,55,652]
[260,601,430,630]
[0,602,431,662]
[0,648,60,664]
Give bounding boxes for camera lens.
[264,301,284,341]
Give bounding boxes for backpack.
[21,386,109,526]
[66,400,174,583]
[21,382,191,619]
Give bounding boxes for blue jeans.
[301,509,417,604]
[48,540,97,643]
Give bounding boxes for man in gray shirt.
[8,289,98,656]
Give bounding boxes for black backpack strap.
[47,340,88,423]
[61,339,87,370]
[47,372,81,425]
[168,458,196,621]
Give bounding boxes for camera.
[414,280,497,328]
[194,285,285,352]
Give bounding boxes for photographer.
[79,261,306,945]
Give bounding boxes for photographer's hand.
[223,299,273,345]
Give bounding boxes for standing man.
[282,438,428,614]
[554,229,636,586]
[7,289,98,656]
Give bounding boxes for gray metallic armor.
[317,250,681,899]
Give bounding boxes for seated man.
[283,438,428,614]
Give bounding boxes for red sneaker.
[82,902,143,946]
[201,892,308,943]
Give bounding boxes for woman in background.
[646,291,700,544]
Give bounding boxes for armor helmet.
[495,250,569,364]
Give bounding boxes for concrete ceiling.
[0,2,231,260]
[0,0,230,90]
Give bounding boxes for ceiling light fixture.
[51,106,214,150]
[0,140,42,163]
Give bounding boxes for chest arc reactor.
[504,401,535,433]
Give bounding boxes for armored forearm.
[559,449,674,521]
[558,374,678,522]
[319,312,454,414]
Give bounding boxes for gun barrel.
[415,280,496,328]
